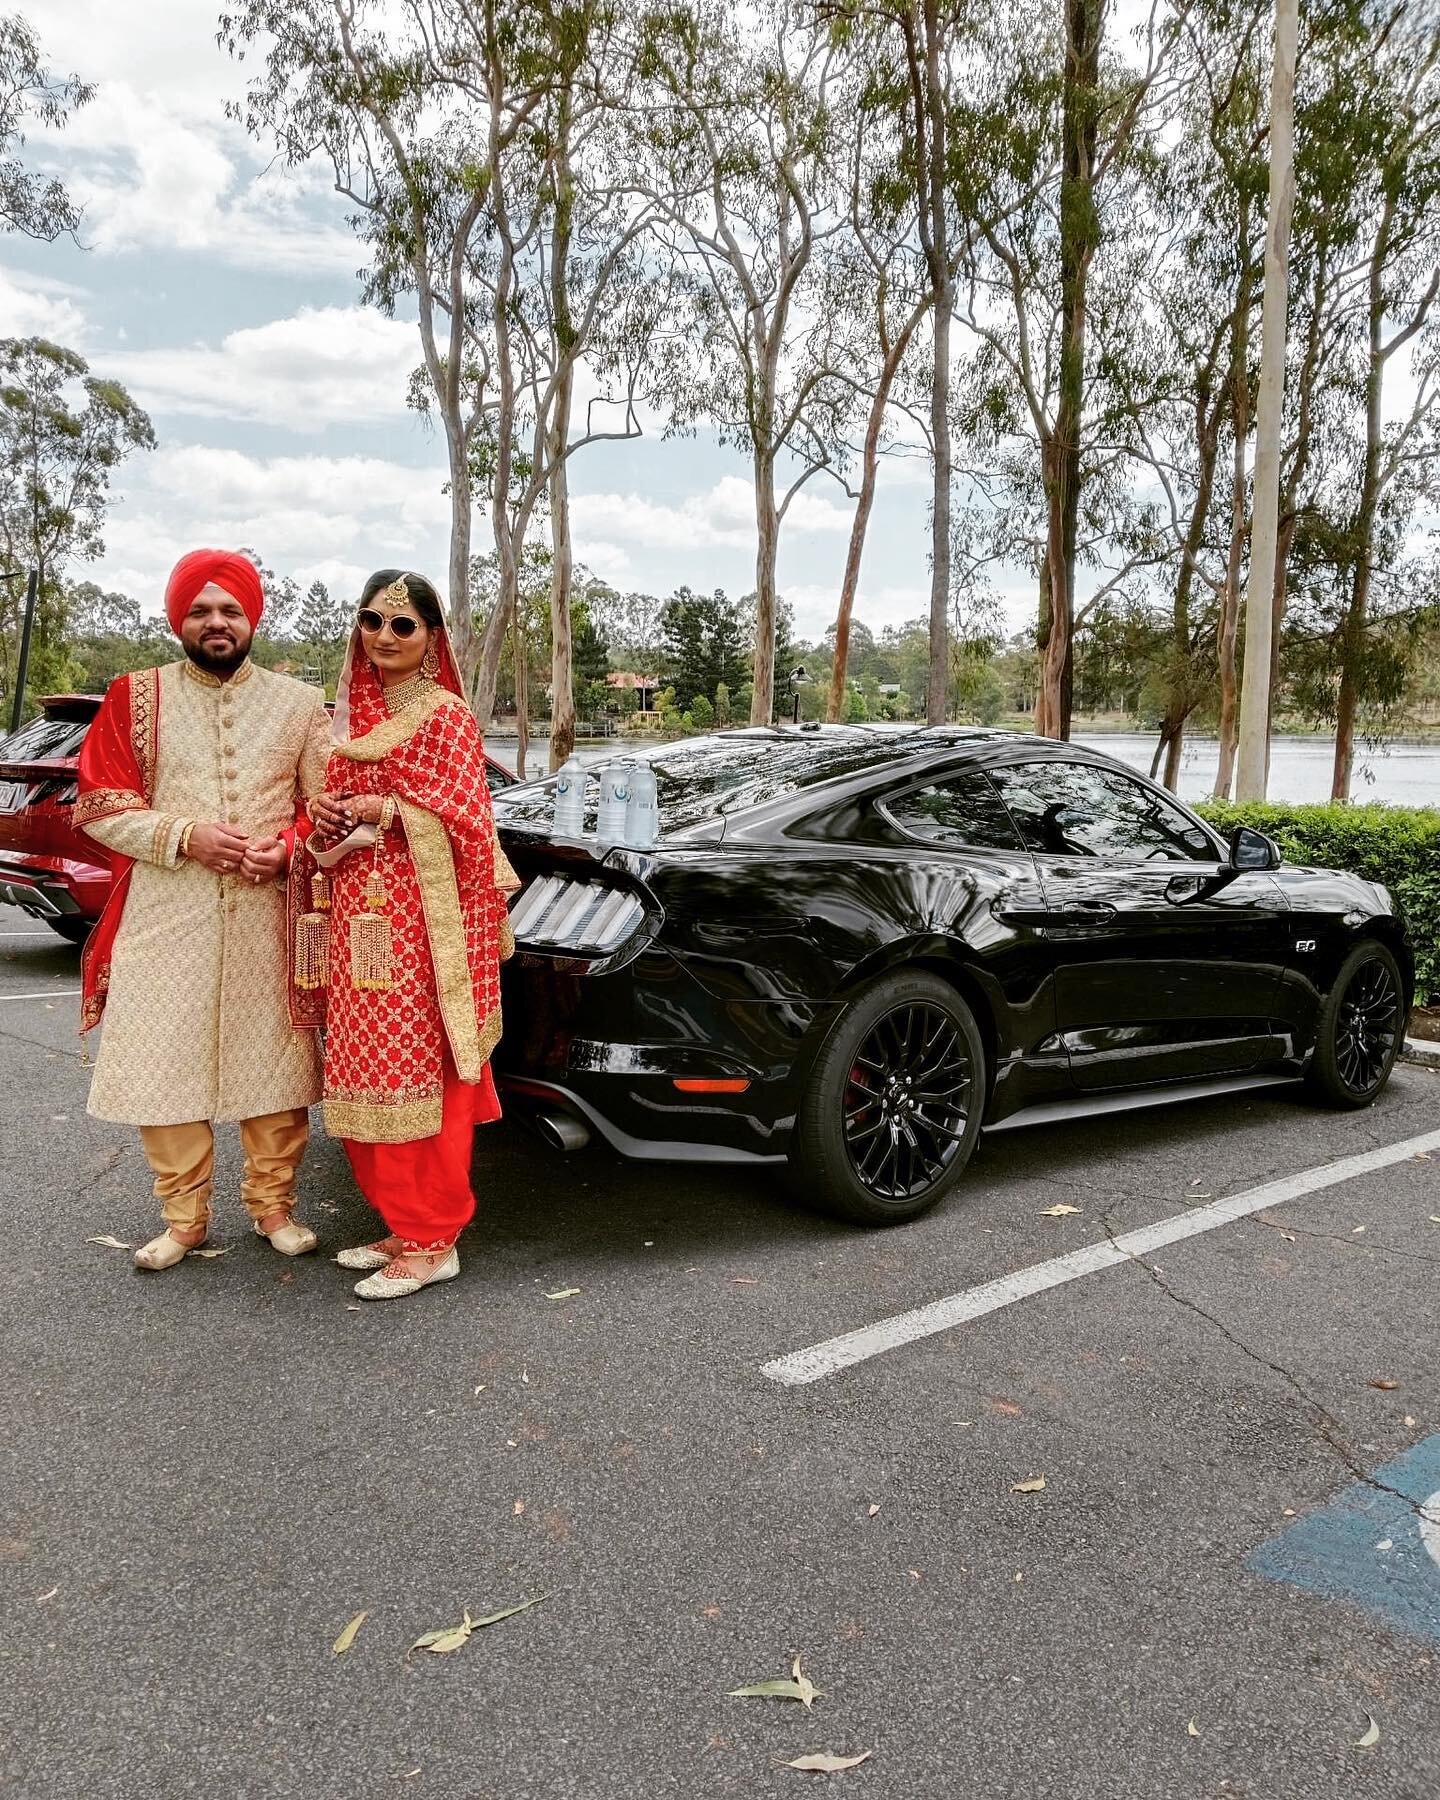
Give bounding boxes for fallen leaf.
[989,1399,1024,1418]
[332,1611,367,1655]
[545,1287,581,1300]
[1011,1475,1047,1494]
[513,1500,526,1516]
[1279,1232,1297,1243]
[426,1624,473,1654]
[35,1586,58,1602]
[1405,1415,1417,1428]
[520,1369,530,1385]
[473,1383,487,1395]
[1354,1713,1380,1749]
[730,1657,821,1711]
[396,1773,422,1783]
[1352,1225,1367,1235]
[1039,1204,1081,1217]
[1187,1719,1200,1738]
[468,1595,547,1630]
[1429,1216,1440,1225]
[86,1234,132,1250]
[1283,1508,1297,1518]
[867,1504,881,1518]
[1369,1379,1400,1391]
[192,1247,229,1259]
[782,1752,873,1773]
[1375,1539,1393,1552]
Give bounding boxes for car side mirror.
[1230,825,1280,871]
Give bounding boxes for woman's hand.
[309,793,355,840]
[340,793,387,827]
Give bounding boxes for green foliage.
[688,691,715,729]
[659,585,748,707]
[1196,800,1440,1006]
[0,16,91,241]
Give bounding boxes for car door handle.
[1054,899,1117,921]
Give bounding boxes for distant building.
[607,671,660,710]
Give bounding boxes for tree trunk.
[445,436,476,692]
[1213,303,1251,798]
[548,370,576,772]
[923,0,951,727]
[513,601,529,783]
[750,448,779,725]
[1037,0,1105,742]
[828,304,926,723]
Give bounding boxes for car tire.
[46,917,91,947]
[791,970,987,1227]
[1305,938,1405,1109]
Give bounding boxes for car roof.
[39,693,104,721]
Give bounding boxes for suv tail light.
[509,875,646,953]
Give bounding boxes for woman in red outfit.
[296,569,519,1301]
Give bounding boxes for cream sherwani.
[84,659,330,1127]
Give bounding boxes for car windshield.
[0,715,89,762]
[493,730,928,835]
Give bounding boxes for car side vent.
[508,875,645,953]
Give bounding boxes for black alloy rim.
[843,1002,974,1199]
[1334,956,1401,1093]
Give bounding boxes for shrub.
[1196,800,1440,1007]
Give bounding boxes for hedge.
[1195,800,1440,1008]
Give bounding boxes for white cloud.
[93,443,453,614]
[0,266,92,343]
[107,306,418,431]
[571,473,850,558]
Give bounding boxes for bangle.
[379,794,397,832]
[178,822,195,860]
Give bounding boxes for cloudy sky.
[0,0,1007,643]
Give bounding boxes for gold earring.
[421,645,440,679]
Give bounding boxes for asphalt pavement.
[1,916,1438,1800]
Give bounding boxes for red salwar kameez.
[290,631,518,1251]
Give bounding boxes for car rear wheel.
[1306,939,1404,1108]
[46,917,91,947]
[792,970,987,1226]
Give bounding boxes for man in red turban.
[76,549,333,1272]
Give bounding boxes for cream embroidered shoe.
[134,1229,205,1271]
[254,1214,319,1257]
[335,1236,405,1271]
[353,1248,459,1302]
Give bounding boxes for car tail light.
[509,875,646,953]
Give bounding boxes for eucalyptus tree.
[0,13,91,241]
[635,0,853,726]
[0,337,154,707]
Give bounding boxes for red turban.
[164,549,265,634]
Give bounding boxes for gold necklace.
[382,674,435,717]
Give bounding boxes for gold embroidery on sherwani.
[74,786,143,827]
[84,661,329,1127]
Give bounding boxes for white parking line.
[0,988,81,1002]
[762,1125,1440,1387]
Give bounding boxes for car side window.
[988,761,1216,863]
[884,771,1023,852]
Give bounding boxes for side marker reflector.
[673,1079,751,1094]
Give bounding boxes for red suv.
[0,691,520,945]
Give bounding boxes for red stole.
[74,668,160,1033]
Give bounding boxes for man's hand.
[185,822,251,875]
[239,834,287,885]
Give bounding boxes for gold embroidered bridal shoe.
[353,1247,460,1302]
[334,1236,405,1271]
[254,1213,319,1257]
[133,1229,204,1271]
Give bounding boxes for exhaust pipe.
[534,1109,590,1153]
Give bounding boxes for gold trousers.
[137,1109,310,1231]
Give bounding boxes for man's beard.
[186,636,250,674]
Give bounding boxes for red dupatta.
[74,667,160,1033]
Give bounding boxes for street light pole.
[9,568,39,736]
[1234,0,1299,802]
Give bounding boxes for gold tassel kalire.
[350,838,394,991]
[294,869,331,991]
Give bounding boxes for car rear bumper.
[0,851,107,922]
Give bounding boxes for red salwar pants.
[341,1063,500,1246]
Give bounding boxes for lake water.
[492,731,1439,809]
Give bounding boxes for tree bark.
[513,600,529,784]
[1036,0,1105,742]
[1213,364,1249,798]
[922,0,951,727]
[751,446,779,724]
[548,366,576,771]
[828,301,928,723]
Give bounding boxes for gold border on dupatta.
[397,798,488,1082]
[331,686,457,765]
[74,788,143,827]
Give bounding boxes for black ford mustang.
[490,726,1412,1225]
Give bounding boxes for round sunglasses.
[356,607,422,638]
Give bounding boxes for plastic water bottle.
[596,762,633,846]
[625,763,659,848]
[552,755,587,838]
